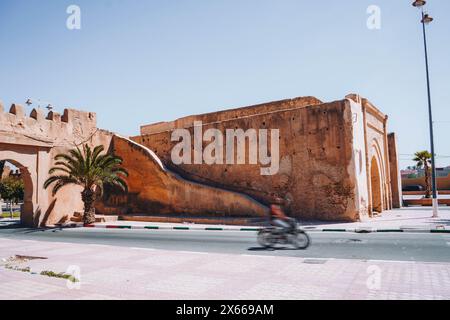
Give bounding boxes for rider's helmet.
[269,197,287,220]
[273,197,285,206]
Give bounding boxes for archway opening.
[0,160,33,224]
[370,156,382,214]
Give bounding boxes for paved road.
[0,222,449,263]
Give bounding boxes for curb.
[83,224,450,234]
[84,224,261,232]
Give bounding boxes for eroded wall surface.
[98,136,268,217]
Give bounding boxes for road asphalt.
[0,222,449,263]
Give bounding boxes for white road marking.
[240,254,275,258]
[130,247,157,251]
[365,259,417,264]
[178,251,209,255]
[86,244,114,248]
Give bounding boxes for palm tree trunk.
[9,200,13,219]
[81,189,96,225]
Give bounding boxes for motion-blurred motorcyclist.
[269,198,295,232]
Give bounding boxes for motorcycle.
[257,219,310,249]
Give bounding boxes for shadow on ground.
[0,220,68,234]
[247,246,306,252]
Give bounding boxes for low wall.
[403,198,450,206]
[402,175,450,191]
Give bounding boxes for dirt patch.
[2,255,47,264]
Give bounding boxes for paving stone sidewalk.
[0,238,449,300]
[303,207,450,230]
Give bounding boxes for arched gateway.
[0,156,36,226]
[370,156,383,213]
[0,102,105,227]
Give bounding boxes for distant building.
[401,169,418,179]
[436,166,450,177]
[0,165,21,181]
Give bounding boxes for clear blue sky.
[1,0,449,168]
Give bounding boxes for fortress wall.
[134,98,361,221]
[141,96,323,135]
[0,102,97,146]
[0,94,397,225]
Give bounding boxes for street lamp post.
[412,0,438,218]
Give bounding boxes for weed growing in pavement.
[40,270,80,283]
[4,265,31,272]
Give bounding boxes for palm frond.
[48,166,73,176]
[110,167,129,177]
[91,145,105,164]
[45,143,129,198]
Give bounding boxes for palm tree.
[44,144,128,225]
[413,150,432,198]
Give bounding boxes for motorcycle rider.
[269,198,295,232]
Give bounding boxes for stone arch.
[370,155,383,213]
[369,136,391,213]
[371,138,388,211]
[0,158,34,225]
[0,143,52,227]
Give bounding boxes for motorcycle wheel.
[257,229,275,248]
[290,230,310,250]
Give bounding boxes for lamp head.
[422,13,434,24]
[412,0,426,7]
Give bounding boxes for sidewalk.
[0,238,449,300]
[303,207,450,231]
[82,207,450,233]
